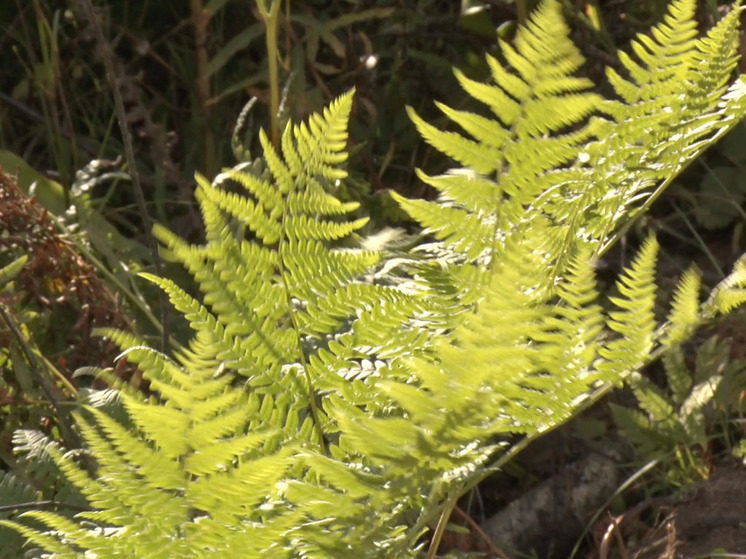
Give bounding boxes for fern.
[0,431,88,559]
[0,88,442,558]
[3,1,746,557]
[598,236,659,380]
[611,337,734,485]
[0,471,39,559]
[664,265,703,347]
[587,0,746,251]
[400,0,601,266]
[399,0,746,282]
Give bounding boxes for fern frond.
[0,516,78,556]
[613,339,724,463]
[9,3,746,557]
[590,0,746,253]
[0,364,296,556]
[662,345,692,405]
[401,0,601,266]
[625,371,677,426]
[663,265,702,346]
[6,90,450,557]
[9,430,81,502]
[399,0,746,281]
[679,375,720,448]
[535,247,604,384]
[604,0,698,111]
[598,237,659,380]
[609,403,672,456]
[705,255,746,315]
[309,231,606,555]
[0,471,42,559]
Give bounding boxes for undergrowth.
[2,0,746,557]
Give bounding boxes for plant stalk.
[258,0,281,148]
[426,492,459,559]
[190,0,217,177]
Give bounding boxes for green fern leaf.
[535,247,604,383]
[662,345,693,406]
[7,2,746,557]
[663,265,702,346]
[0,515,77,556]
[679,376,720,448]
[626,371,676,426]
[605,0,698,111]
[0,471,40,559]
[609,402,672,456]
[589,0,746,253]
[705,255,746,315]
[401,0,601,266]
[599,236,659,380]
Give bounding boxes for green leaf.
[0,255,28,287]
[664,265,702,346]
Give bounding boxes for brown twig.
[452,504,514,559]
[598,496,691,559]
[427,497,457,559]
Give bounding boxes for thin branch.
[0,303,81,450]
[0,92,99,156]
[427,492,459,559]
[452,504,513,559]
[0,500,91,514]
[78,0,170,352]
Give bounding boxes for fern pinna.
[402,0,746,277]
[3,0,746,557]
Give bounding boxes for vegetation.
[3,0,746,557]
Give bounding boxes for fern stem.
[597,122,735,260]
[439,380,624,542]
[276,232,328,455]
[284,275,328,455]
[258,0,281,148]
